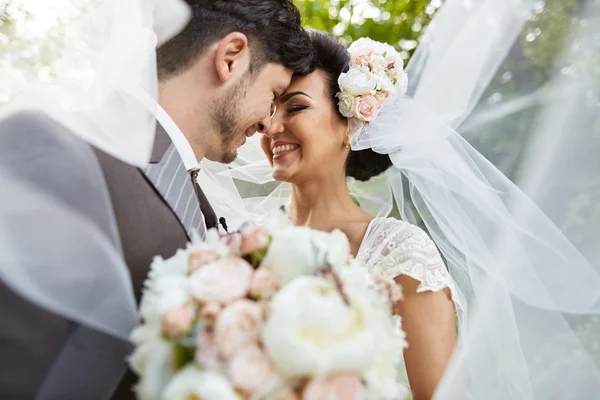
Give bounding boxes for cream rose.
[338,66,377,97]
[188,257,253,304]
[214,299,263,358]
[262,276,380,377]
[375,72,395,93]
[354,95,380,122]
[336,91,357,118]
[227,345,278,395]
[368,54,388,74]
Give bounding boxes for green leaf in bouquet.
[171,321,205,370]
[249,247,269,267]
[172,342,196,370]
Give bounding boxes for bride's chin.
[271,167,294,183]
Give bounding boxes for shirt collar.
[154,103,200,170]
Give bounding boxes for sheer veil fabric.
[200,0,600,398]
[0,0,191,341]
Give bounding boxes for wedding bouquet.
[130,213,408,400]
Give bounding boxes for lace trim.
[359,218,452,293]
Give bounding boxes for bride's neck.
[289,174,363,231]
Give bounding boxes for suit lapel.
[143,126,216,237]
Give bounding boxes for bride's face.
[261,69,349,183]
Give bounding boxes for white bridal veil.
[0,0,191,341]
[199,0,600,398]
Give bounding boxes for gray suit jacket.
[0,111,217,400]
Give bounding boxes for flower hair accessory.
[337,38,408,142]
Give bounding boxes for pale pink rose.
[195,330,222,370]
[227,345,278,395]
[214,299,263,358]
[188,257,253,304]
[354,95,380,122]
[188,246,219,272]
[303,375,366,400]
[250,268,280,300]
[350,49,373,66]
[241,226,270,254]
[200,301,222,322]
[160,303,195,338]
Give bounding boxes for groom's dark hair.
[157,0,315,80]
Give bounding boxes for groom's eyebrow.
[279,91,312,103]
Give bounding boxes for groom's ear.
[214,32,250,83]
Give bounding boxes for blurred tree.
[295,0,441,62]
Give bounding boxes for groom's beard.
[211,74,249,164]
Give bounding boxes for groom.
[0,1,313,399]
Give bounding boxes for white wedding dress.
[357,217,464,397]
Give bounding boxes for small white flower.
[337,91,357,118]
[140,274,191,325]
[369,54,389,74]
[338,66,378,97]
[375,72,395,93]
[161,367,242,400]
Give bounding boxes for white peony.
[337,91,357,118]
[262,276,381,377]
[338,66,378,97]
[161,367,242,400]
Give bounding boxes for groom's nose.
[256,115,272,134]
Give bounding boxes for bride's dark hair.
[309,31,393,181]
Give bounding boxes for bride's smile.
[271,141,300,159]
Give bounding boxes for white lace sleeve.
[358,218,452,293]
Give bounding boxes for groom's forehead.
[257,64,293,91]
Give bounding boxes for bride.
[259,32,458,399]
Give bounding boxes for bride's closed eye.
[287,104,309,113]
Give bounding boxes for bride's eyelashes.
[287,105,309,113]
